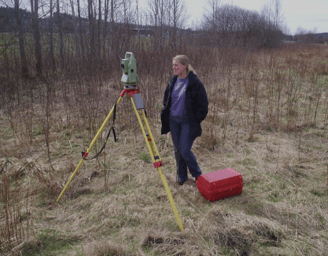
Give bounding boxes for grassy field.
[1,44,328,256]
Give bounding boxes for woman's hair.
[173,55,197,75]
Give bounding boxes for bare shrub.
[0,161,33,253]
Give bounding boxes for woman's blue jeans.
[169,115,202,182]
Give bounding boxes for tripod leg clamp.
[154,161,163,168]
[82,152,88,158]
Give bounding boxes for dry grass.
[1,44,328,256]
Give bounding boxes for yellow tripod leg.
[56,96,123,203]
[130,97,184,232]
[141,110,184,232]
[141,110,161,161]
[130,98,156,160]
[157,166,184,232]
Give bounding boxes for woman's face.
[172,59,187,78]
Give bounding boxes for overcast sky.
[186,0,328,34]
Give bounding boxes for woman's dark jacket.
[161,72,208,139]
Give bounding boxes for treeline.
[1,0,288,103]
[293,33,328,44]
[201,3,283,49]
[0,0,195,82]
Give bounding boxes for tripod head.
[121,52,139,89]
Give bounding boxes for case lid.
[197,168,243,192]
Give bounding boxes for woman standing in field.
[161,55,208,185]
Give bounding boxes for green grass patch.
[240,157,257,166]
[21,229,80,256]
[138,152,151,163]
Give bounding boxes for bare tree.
[110,0,117,23]
[148,0,160,27]
[269,0,283,29]
[69,0,75,15]
[147,0,168,49]
[88,0,96,69]
[204,0,221,30]
[97,0,102,59]
[48,0,56,72]
[103,0,110,57]
[134,0,144,49]
[121,0,133,24]
[56,0,64,70]
[30,0,43,76]
[77,0,85,62]
[168,0,187,48]
[105,0,122,56]
[14,0,29,78]
[260,0,284,47]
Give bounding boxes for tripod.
[56,86,184,232]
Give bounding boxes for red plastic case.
[196,168,243,202]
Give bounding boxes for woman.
[161,55,208,185]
